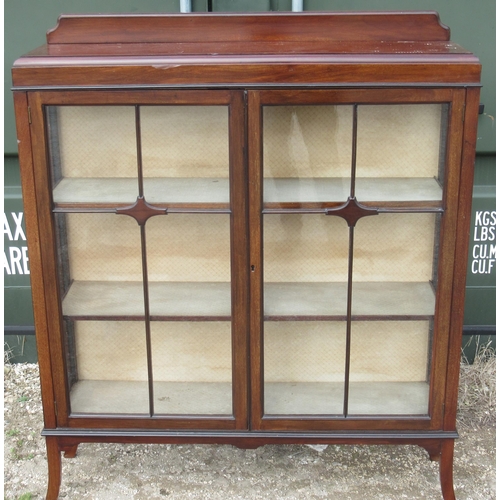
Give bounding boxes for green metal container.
[4,1,495,363]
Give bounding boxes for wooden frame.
[12,12,480,500]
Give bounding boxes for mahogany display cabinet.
[12,12,481,500]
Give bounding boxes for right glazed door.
[248,89,466,431]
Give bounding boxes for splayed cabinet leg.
[46,437,62,500]
[439,440,456,500]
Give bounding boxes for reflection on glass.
[263,105,353,204]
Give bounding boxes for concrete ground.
[4,363,496,500]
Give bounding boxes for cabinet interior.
[48,100,442,417]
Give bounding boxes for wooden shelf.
[62,281,231,320]
[53,176,441,209]
[70,380,232,415]
[264,381,429,415]
[53,177,229,206]
[264,177,442,206]
[265,281,435,320]
[62,280,434,321]
[70,379,428,415]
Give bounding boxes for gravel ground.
[4,362,496,500]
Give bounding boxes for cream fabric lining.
[57,106,138,178]
[75,321,148,382]
[74,321,231,383]
[264,213,437,282]
[64,213,230,282]
[141,106,229,178]
[264,321,429,384]
[55,104,441,181]
[55,106,229,179]
[151,322,232,382]
[263,105,353,179]
[263,104,443,178]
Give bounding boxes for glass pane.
[353,213,438,285]
[349,321,431,415]
[151,322,232,415]
[263,105,353,204]
[141,106,229,204]
[56,213,144,318]
[146,214,232,414]
[264,322,346,415]
[47,106,138,204]
[69,321,149,415]
[355,104,448,203]
[146,214,230,281]
[263,214,349,414]
[54,213,148,414]
[348,213,439,415]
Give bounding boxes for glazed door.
[29,90,248,430]
[248,89,466,431]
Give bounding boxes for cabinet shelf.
[264,177,442,207]
[70,380,232,415]
[62,281,231,321]
[264,281,435,320]
[62,280,434,321]
[69,379,428,415]
[53,177,230,208]
[264,381,429,415]
[53,176,441,209]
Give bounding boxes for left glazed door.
[28,90,248,430]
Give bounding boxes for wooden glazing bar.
[263,204,444,213]
[62,315,232,322]
[140,225,154,417]
[61,314,433,322]
[263,314,434,322]
[343,226,355,418]
[135,106,144,198]
[53,205,231,213]
[135,105,155,417]
[350,105,358,198]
